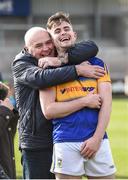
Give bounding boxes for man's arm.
[38,40,105,79]
[93,82,112,139]
[38,40,98,66]
[12,59,77,89]
[80,82,112,159]
[38,58,105,79]
[12,40,102,90]
[39,88,101,120]
[68,40,98,64]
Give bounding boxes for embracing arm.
[12,57,78,89]
[38,40,104,79]
[38,40,99,67]
[68,40,99,64]
[39,88,101,120]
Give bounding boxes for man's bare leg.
[87,173,115,179]
[56,173,82,179]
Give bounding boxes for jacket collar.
[13,48,38,66]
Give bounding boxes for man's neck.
[57,47,67,56]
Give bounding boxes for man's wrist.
[93,133,104,142]
[75,65,81,76]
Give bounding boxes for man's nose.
[42,45,49,51]
[60,29,66,35]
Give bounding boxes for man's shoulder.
[13,50,26,63]
[13,50,36,65]
[15,50,30,61]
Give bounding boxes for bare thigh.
[87,173,115,179]
[56,173,82,179]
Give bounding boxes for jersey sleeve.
[98,63,111,83]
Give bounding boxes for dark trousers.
[21,148,55,179]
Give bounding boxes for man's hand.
[0,98,13,110]
[76,61,105,78]
[38,57,61,69]
[80,136,102,159]
[83,92,102,109]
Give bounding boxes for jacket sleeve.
[68,40,99,64]
[12,59,78,89]
[0,106,14,137]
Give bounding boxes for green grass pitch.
[14,98,128,179]
[108,98,128,179]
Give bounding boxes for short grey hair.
[24,27,47,46]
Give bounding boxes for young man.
[39,12,116,179]
[12,26,105,179]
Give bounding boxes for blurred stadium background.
[0,0,128,95]
[0,0,128,178]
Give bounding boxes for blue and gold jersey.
[52,57,111,143]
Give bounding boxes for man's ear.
[24,46,28,51]
[74,32,77,40]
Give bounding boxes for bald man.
[12,27,103,179]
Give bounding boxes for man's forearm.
[36,66,77,88]
[93,82,112,141]
[68,40,98,64]
[42,97,87,119]
[41,93,101,120]
[13,61,78,89]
